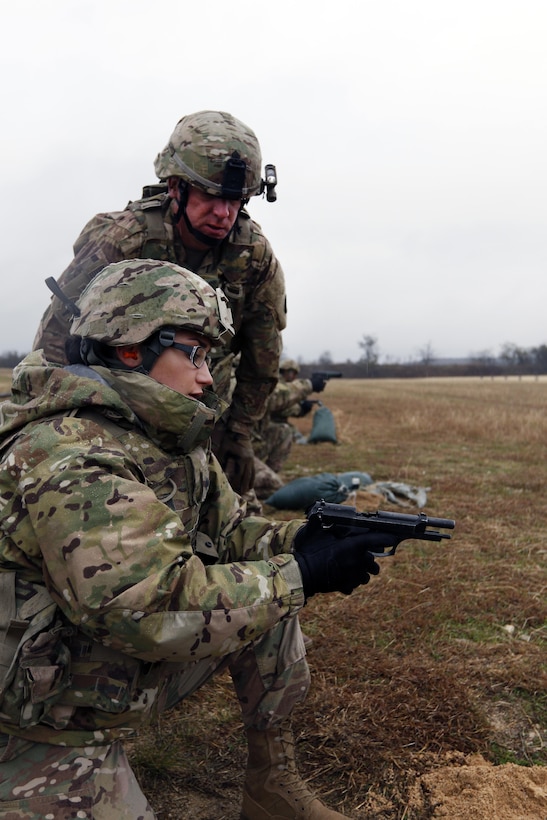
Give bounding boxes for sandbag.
[307,405,337,444]
[264,472,348,510]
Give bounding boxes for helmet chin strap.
[172,181,218,248]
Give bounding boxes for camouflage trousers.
[0,617,309,817]
[0,737,154,819]
[253,457,284,500]
[159,612,310,730]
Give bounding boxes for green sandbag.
[307,405,337,444]
[264,472,348,510]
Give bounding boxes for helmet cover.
[280,359,300,374]
[71,259,234,346]
[154,110,262,199]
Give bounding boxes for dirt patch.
[406,755,547,819]
[135,758,547,819]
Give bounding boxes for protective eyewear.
[169,341,210,369]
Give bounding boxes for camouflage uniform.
[0,349,308,815]
[33,113,286,438]
[1,259,365,819]
[254,378,314,473]
[34,200,285,427]
[0,736,155,818]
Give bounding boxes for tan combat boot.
[241,720,351,819]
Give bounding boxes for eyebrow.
[180,335,211,350]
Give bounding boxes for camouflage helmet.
[154,110,262,199]
[280,359,300,374]
[70,259,234,346]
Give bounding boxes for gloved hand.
[310,374,327,393]
[292,520,395,599]
[217,428,255,495]
[299,399,315,417]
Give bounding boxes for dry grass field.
[0,370,11,396]
[128,376,546,819]
[1,371,545,817]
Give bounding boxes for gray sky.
[2,0,546,363]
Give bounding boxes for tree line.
[297,337,547,379]
[1,339,547,378]
[0,351,27,369]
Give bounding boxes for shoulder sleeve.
[267,380,312,418]
[230,215,287,330]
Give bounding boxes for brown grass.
[264,377,546,813]
[0,370,11,396]
[4,370,545,817]
[129,376,546,818]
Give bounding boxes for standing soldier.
[0,260,392,818]
[33,110,286,496]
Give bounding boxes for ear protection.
[79,339,141,369]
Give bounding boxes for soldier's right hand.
[292,521,385,599]
[310,374,327,393]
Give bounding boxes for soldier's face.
[183,187,240,245]
[149,330,214,397]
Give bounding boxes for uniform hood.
[93,367,225,453]
[0,351,226,455]
[0,351,134,440]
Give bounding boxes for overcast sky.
[2,0,546,363]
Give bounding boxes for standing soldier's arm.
[212,225,288,494]
[230,252,287,431]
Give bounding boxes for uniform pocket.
[2,619,74,729]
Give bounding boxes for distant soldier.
[0,260,391,818]
[278,358,301,384]
[254,359,327,474]
[33,110,286,496]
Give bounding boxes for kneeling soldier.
[0,259,393,819]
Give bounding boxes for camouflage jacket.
[32,189,287,429]
[0,353,304,745]
[261,379,314,426]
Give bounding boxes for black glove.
[299,399,314,417]
[310,374,327,393]
[217,429,255,495]
[293,520,395,599]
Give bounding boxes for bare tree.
[317,350,333,366]
[418,341,435,376]
[357,334,379,376]
[418,341,435,365]
[499,342,531,373]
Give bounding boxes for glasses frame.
[157,328,211,369]
[169,341,210,369]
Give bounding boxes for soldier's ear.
[167,177,180,200]
[115,345,143,368]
